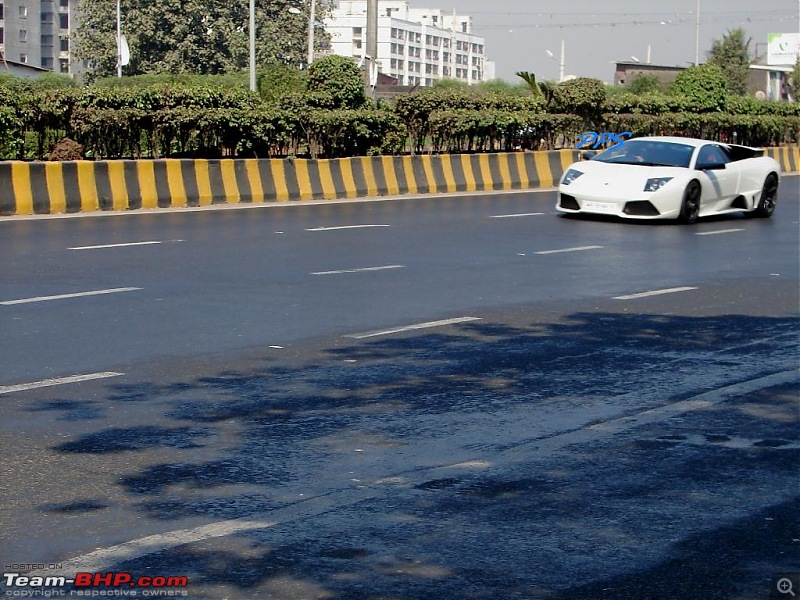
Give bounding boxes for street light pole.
[116,0,122,77]
[307,0,316,67]
[694,0,700,66]
[365,0,377,102]
[249,0,256,91]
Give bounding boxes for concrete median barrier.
[0,150,578,216]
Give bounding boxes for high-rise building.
[325,0,495,87]
[0,0,78,75]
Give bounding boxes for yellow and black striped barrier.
[0,146,797,217]
[764,146,800,174]
[0,150,577,216]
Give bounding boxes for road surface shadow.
[30,311,800,598]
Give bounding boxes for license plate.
[583,200,615,213]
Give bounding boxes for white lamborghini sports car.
[557,136,781,223]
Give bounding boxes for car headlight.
[562,169,584,185]
[643,177,673,192]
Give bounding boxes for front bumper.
[557,190,679,220]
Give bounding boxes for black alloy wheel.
[678,180,701,224]
[752,173,779,218]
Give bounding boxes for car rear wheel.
[751,173,778,218]
[678,180,701,224]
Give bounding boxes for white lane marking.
[68,241,182,250]
[0,372,124,395]
[490,212,545,218]
[535,245,604,255]
[613,286,698,300]
[346,316,482,339]
[311,265,405,276]
[28,368,797,577]
[306,225,391,232]
[0,288,141,305]
[695,229,744,236]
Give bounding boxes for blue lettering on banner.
[577,131,632,150]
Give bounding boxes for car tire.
[678,180,701,224]
[751,173,778,218]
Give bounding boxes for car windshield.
[591,140,694,168]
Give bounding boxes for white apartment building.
[326,0,495,87]
[0,0,78,74]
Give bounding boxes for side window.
[696,144,730,168]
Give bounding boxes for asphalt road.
[1,182,798,599]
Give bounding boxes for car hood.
[562,161,688,196]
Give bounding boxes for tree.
[516,71,557,107]
[707,28,751,96]
[552,77,606,127]
[670,64,728,111]
[790,57,800,101]
[259,63,307,104]
[306,55,365,110]
[74,0,333,82]
[628,74,662,95]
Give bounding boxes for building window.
[41,56,53,68]
[353,27,362,36]
[19,52,27,63]
[59,13,68,28]
[0,27,4,44]
[353,39,362,49]
[19,5,27,18]
[19,29,27,42]
[432,15,438,24]
[60,0,69,7]
[41,34,54,46]
[0,3,4,20]
[59,58,69,72]
[60,36,68,51]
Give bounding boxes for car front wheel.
[678,180,701,224]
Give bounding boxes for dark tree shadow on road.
[33,311,800,599]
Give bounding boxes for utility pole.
[249,0,256,91]
[307,0,316,67]
[116,0,122,77]
[365,0,378,103]
[694,0,700,66]
[559,39,565,82]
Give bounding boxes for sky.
[406,0,800,82]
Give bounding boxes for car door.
[694,144,740,207]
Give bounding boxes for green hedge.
[0,80,798,160]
